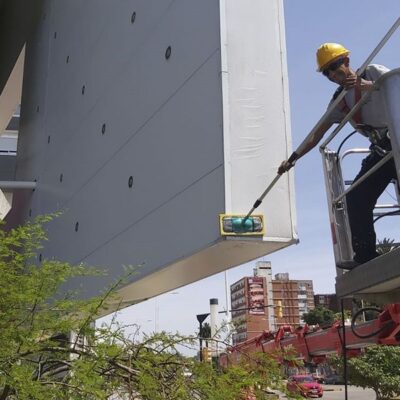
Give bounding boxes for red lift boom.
[220,304,400,367]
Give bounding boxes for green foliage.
[301,306,335,326]
[377,237,399,255]
[328,346,400,400]
[0,217,289,399]
[191,351,287,400]
[200,322,211,339]
[192,362,255,400]
[333,309,352,322]
[325,354,342,375]
[0,216,116,399]
[348,346,400,400]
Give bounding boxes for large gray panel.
[43,0,220,155]
[13,0,225,299]
[9,0,296,305]
[40,3,222,208]
[0,155,15,180]
[63,166,225,299]
[42,52,224,263]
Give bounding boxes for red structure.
[220,304,400,367]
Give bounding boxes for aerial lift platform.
[335,248,400,303]
[239,18,400,305]
[320,53,400,302]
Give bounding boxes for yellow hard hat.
[316,43,350,72]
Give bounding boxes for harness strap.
[339,77,362,125]
[354,77,362,124]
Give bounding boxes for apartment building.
[314,293,353,313]
[231,263,315,344]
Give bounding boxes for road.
[322,385,375,400]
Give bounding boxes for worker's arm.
[278,119,333,175]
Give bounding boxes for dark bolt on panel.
[165,46,172,60]
[128,176,134,188]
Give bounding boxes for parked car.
[323,373,344,385]
[286,374,323,398]
[311,372,324,383]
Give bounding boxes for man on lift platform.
[279,43,397,270]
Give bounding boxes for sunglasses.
[322,58,345,77]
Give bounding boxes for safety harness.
[333,74,391,156]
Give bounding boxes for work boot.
[336,251,380,271]
[336,260,361,270]
[354,251,380,264]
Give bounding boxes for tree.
[377,237,399,255]
[199,322,211,339]
[0,216,290,399]
[194,346,299,400]
[330,346,400,400]
[333,309,352,322]
[301,306,335,327]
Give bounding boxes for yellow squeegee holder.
[219,214,265,236]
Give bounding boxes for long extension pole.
[341,298,348,400]
[243,17,400,221]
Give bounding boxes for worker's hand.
[278,159,294,175]
[343,74,373,91]
[278,152,299,175]
[343,74,358,89]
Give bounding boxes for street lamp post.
[209,298,218,357]
[154,297,158,332]
[154,291,179,332]
[196,313,209,362]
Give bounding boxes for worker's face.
[322,57,350,86]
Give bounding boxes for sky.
[99,1,400,347]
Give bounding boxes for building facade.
[231,263,315,344]
[297,280,315,320]
[231,275,271,345]
[314,293,353,313]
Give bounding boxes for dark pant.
[346,148,397,263]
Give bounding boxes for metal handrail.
[338,146,399,209]
[325,70,400,204]
[340,148,370,162]
[333,152,393,205]
[375,204,400,209]
[374,212,400,217]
